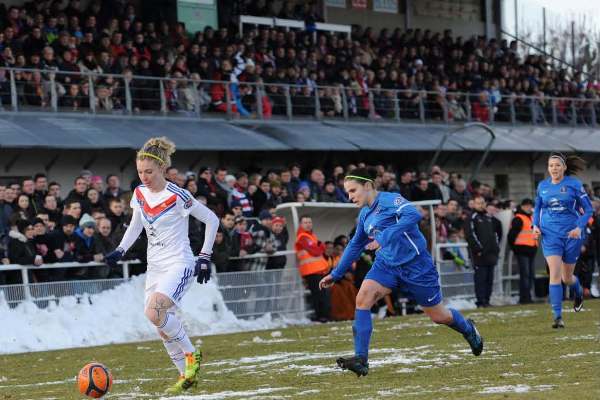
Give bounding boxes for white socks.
[159,311,196,353]
[162,337,185,375]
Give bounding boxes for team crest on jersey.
[560,186,567,193]
[375,206,381,214]
[184,198,193,209]
[393,196,404,206]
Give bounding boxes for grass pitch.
[0,300,599,400]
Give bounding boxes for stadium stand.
[0,1,596,126]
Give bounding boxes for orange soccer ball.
[77,362,113,398]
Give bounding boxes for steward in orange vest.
[507,199,538,304]
[295,215,331,322]
[295,228,330,277]
[508,204,538,255]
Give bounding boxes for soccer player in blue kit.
[319,168,483,377]
[532,152,592,328]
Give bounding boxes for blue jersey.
[331,192,428,281]
[533,176,593,237]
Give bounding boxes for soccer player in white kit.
[105,137,219,394]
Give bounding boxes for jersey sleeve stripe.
[167,184,191,201]
[170,185,191,200]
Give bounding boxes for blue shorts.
[364,253,442,307]
[541,235,583,264]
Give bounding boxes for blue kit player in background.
[533,152,592,328]
[319,168,483,377]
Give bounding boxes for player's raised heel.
[464,319,484,356]
[336,356,369,377]
[552,317,565,329]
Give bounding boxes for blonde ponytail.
[137,136,176,168]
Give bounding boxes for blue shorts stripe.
[172,268,192,301]
[172,269,191,301]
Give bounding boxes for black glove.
[105,247,124,268]
[195,252,211,284]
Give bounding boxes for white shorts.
[145,262,196,307]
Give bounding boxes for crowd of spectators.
[2,160,599,318]
[0,1,597,124]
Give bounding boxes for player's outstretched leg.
[423,304,483,356]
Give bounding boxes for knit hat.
[79,213,96,229]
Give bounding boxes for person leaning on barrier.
[71,214,101,279]
[230,216,258,271]
[266,216,288,270]
[94,217,118,278]
[8,219,43,282]
[211,228,231,273]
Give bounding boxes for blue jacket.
[533,176,593,237]
[331,192,428,281]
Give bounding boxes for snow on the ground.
[555,334,598,341]
[479,384,554,394]
[158,387,294,400]
[0,275,305,355]
[445,298,477,310]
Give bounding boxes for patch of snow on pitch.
[479,384,554,394]
[444,298,477,310]
[560,353,586,358]
[0,275,306,354]
[238,336,296,345]
[295,389,320,395]
[555,334,597,341]
[158,387,294,400]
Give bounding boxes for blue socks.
[353,309,372,360]
[569,276,583,298]
[549,283,563,320]
[448,308,473,336]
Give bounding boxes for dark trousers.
[305,273,331,321]
[474,265,495,307]
[516,253,536,303]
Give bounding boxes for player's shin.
[162,336,185,375]
[353,309,373,360]
[549,283,563,320]
[447,308,473,336]
[158,311,195,354]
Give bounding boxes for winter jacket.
[8,230,39,265]
[465,210,502,266]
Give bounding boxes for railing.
[1,67,599,128]
[435,243,475,299]
[0,251,306,319]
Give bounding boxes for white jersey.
[118,182,219,268]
